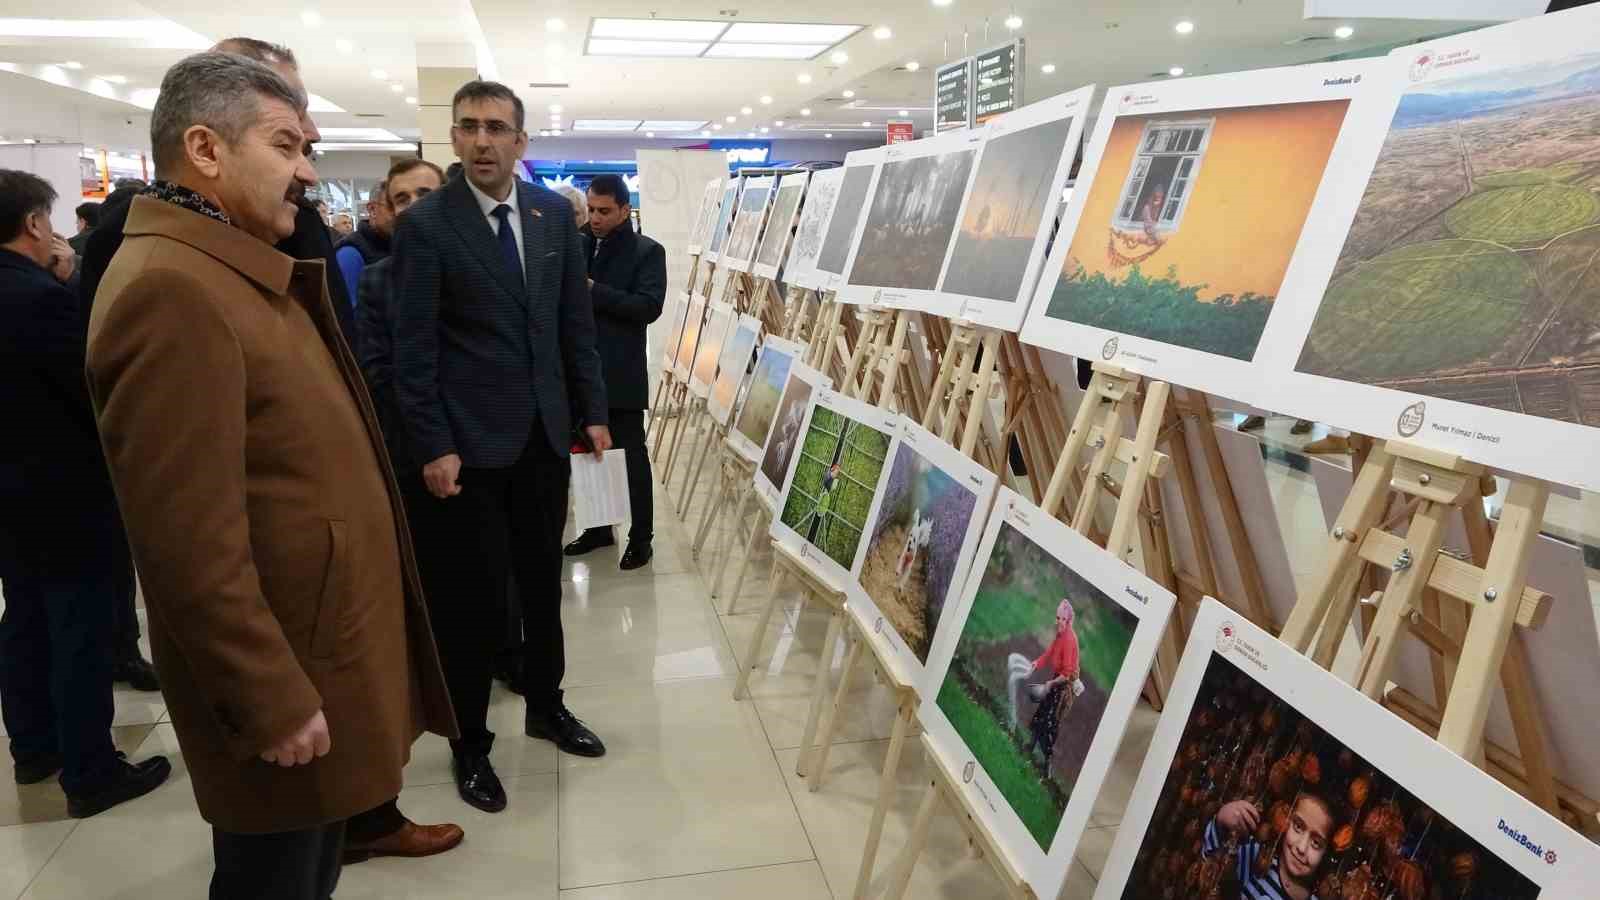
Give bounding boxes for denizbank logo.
[1498,819,1557,865]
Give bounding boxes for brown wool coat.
[86,196,456,834]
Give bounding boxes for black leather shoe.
[112,655,161,692]
[14,754,62,785]
[563,528,616,557]
[619,542,653,571]
[526,706,606,758]
[452,753,507,813]
[66,755,172,818]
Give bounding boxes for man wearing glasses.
[391,80,611,814]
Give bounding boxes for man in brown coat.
[85,52,455,899]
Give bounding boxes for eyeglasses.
[453,119,520,139]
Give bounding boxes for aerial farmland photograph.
[1297,53,1600,423]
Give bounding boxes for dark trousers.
[0,562,119,795]
[108,535,142,660]
[345,797,406,844]
[578,408,652,544]
[405,432,570,755]
[211,821,345,900]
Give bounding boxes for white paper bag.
[571,449,630,532]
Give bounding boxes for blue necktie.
[492,203,523,285]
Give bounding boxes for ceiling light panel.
[586,38,709,56]
[705,42,830,60]
[640,120,709,131]
[318,127,402,141]
[573,119,643,131]
[720,23,860,44]
[590,18,727,41]
[0,18,210,48]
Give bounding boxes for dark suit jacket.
[391,177,607,468]
[581,219,667,410]
[356,256,408,470]
[0,248,122,576]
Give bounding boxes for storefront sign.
[886,120,916,144]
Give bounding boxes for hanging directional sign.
[934,57,975,132]
[973,39,1025,125]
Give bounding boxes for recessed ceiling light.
[701,130,711,137]
[63,60,83,69]
[831,50,849,64]
[800,107,811,116]
[904,61,920,71]
[861,120,871,126]
[405,96,418,105]
[545,42,564,58]
[550,129,562,135]
[545,17,565,32]
[824,132,833,138]
[1335,25,1354,39]
[843,89,855,98]
[334,38,353,53]
[725,115,736,123]
[645,131,655,137]
[1041,63,1056,74]
[898,109,909,116]
[549,103,563,113]
[714,123,724,129]
[1175,20,1194,35]
[300,10,322,27]
[591,18,726,40]
[721,23,860,43]
[775,119,785,126]
[741,106,753,115]
[23,138,38,143]
[760,95,772,105]
[705,43,830,60]
[873,26,892,40]
[932,0,953,6]
[1169,66,1184,76]
[760,126,770,133]
[797,72,812,84]
[539,130,549,137]
[1004,14,1022,29]
[390,83,402,93]
[104,74,127,84]
[371,68,387,80]
[587,38,709,57]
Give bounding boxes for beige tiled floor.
[4,415,1600,899]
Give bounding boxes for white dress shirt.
[465,176,526,277]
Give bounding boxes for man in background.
[332,212,355,238]
[0,169,173,818]
[88,53,455,896]
[563,173,666,570]
[335,178,391,315]
[393,80,612,815]
[69,201,100,256]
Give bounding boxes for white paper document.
[571,450,630,532]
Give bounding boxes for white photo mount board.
[768,388,902,592]
[728,336,804,464]
[849,417,1002,685]
[846,85,1095,332]
[671,292,709,382]
[688,300,735,399]
[1095,598,1598,899]
[784,167,847,290]
[660,291,691,372]
[1305,454,1600,808]
[708,313,763,427]
[753,362,830,505]
[685,177,723,256]
[702,178,742,264]
[722,175,776,274]
[813,147,887,294]
[1253,7,1600,492]
[753,171,810,281]
[1017,58,1387,406]
[919,486,1177,899]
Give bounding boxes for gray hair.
[150,52,302,173]
[551,182,588,227]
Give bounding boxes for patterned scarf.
[145,180,231,226]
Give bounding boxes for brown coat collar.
[124,194,294,296]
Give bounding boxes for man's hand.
[1217,799,1261,834]
[584,425,612,460]
[586,277,594,290]
[260,710,331,767]
[48,234,74,284]
[424,453,463,498]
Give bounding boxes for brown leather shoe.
[343,820,465,864]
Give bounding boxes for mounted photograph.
[755,364,824,502]
[754,173,808,278]
[845,141,978,292]
[723,176,774,271]
[730,338,801,463]
[785,167,846,289]
[815,153,881,288]
[704,179,741,263]
[707,314,762,426]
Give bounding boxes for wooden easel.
[648,253,709,453]
[869,361,1173,900]
[1276,438,1598,835]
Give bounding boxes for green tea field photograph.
[777,406,891,569]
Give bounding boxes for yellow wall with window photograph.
[1064,99,1349,301]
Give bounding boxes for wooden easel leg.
[882,781,941,900]
[691,455,729,558]
[796,606,846,778]
[958,332,1002,458]
[1354,499,1449,700]
[651,382,680,461]
[713,483,753,604]
[661,397,696,487]
[1040,370,1108,521]
[728,504,769,612]
[853,695,916,900]
[734,559,787,701]
[1501,631,1561,815]
[808,626,864,791]
[675,421,718,519]
[1105,381,1169,565]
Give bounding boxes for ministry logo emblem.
[1101,336,1119,360]
[1397,400,1426,438]
[962,760,976,784]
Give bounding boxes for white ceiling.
[0,0,1493,149]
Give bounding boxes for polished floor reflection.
[2,423,1598,898]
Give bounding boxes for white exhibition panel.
[784,166,847,290]
[688,300,734,399]
[813,147,886,294]
[753,362,828,506]
[671,291,708,382]
[729,336,803,465]
[685,177,724,256]
[849,417,1002,685]
[752,171,810,281]
[722,174,776,274]
[920,487,1176,899]
[707,313,762,427]
[659,291,690,372]
[1095,599,1598,899]
[1017,58,1386,410]
[1254,7,1600,492]
[702,178,741,264]
[0,143,85,235]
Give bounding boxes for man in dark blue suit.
[0,169,172,816]
[392,80,612,814]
